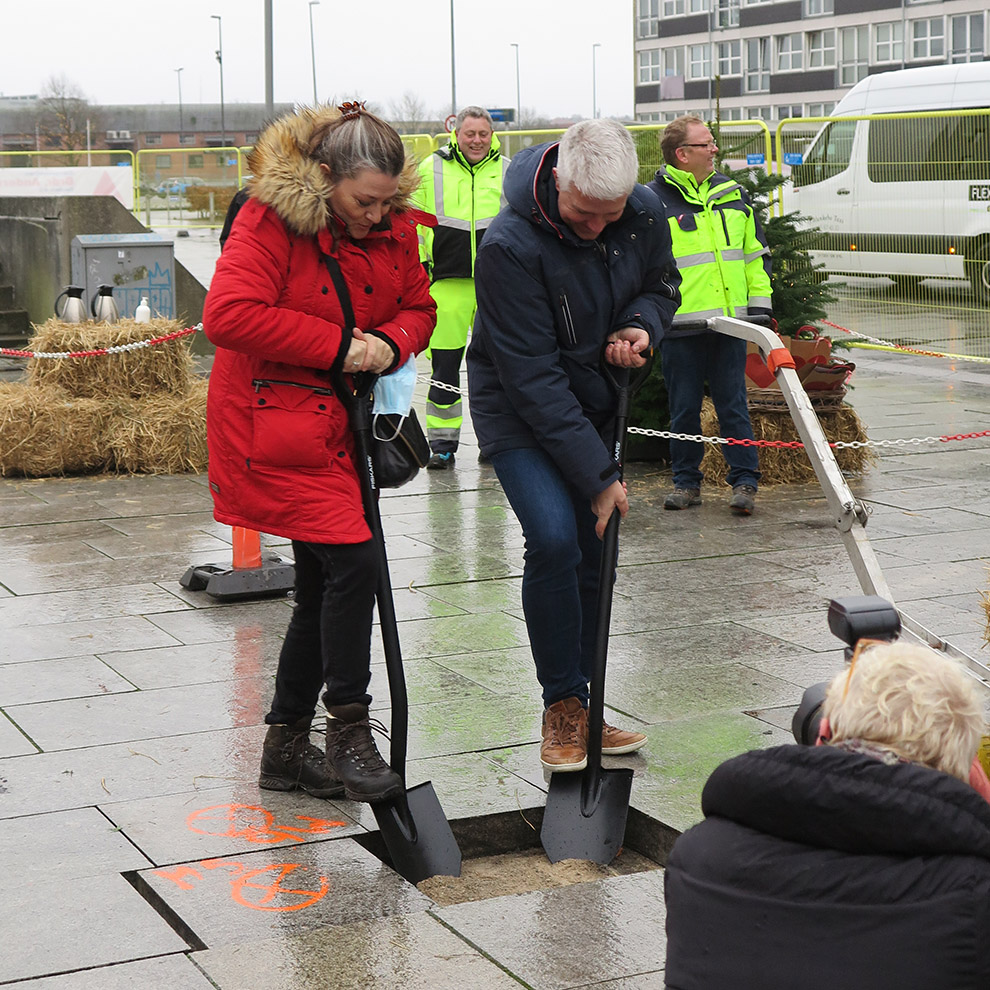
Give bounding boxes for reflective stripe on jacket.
[648,165,771,333]
[413,133,508,281]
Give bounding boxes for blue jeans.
[491,446,614,708]
[661,333,761,490]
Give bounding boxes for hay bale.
[700,396,875,486]
[104,379,208,474]
[0,384,108,476]
[27,317,194,399]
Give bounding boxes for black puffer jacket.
[664,745,990,990]
[466,141,680,497]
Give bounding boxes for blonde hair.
[823,641,984,781]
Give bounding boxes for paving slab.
[0,806,152,883]
[0,873,189,983]
[0,583,191,628]
[138,839,433,947]
[193,912,525,990]
[433,871,666,990]
[0,616,181,664]
[1,955,216,990]
[0,655,136,705]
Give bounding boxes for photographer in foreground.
[664,638,990,990]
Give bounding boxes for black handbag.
[322,253,428,488]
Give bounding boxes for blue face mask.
[373,355,418,417]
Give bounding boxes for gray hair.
[555,119,639,200]
[312,106,406,180]
[455,106,494,131]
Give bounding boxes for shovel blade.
[540,767,633,865]
[372,781,462,885]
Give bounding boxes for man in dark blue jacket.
[467,119,680,772]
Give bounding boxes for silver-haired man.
[467,119,681,771]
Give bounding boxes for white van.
[787,63,990,301]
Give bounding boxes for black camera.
[790,595,901,745]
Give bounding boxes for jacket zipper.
[558,291,577,346]
[252,378,335,397]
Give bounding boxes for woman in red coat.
[203,103,436,803]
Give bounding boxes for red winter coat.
[203,106,436,544]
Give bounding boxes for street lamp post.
[449,0,457,117]
[211,14,226,148]
[174,67,184,137]
[308,1,320,104]
[592,43,601,119]
[510,43,520,129]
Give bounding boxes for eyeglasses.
[680,142,717,150]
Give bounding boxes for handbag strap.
[322,253,356,330]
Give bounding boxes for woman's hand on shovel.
[591,480,629,540]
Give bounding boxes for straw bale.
[104,379,208,475]
[0,384,108,476]
[700,397,875,486]
[27,317,195,399]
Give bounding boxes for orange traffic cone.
[179,526,294,600]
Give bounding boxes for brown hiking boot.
[541,697,589,772]
[325,703,405,804]
[259,715,345,798]
[601,719,648,755]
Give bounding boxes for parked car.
[155,176,207,196]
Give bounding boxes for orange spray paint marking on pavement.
[230,863,330,912]
[186,803,346,844]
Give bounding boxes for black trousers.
[265,538,379,724]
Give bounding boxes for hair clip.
[338,101,366,120]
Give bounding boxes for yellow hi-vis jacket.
[413,132,508,282]
[648,164,772,332]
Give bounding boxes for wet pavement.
[2,338,990,986]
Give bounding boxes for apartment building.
[633,0,988,123]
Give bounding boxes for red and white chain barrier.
[0,324,201,360]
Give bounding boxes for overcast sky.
[2,1,635,122]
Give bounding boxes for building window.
[637,111,661,121]
[689,0,708,10]
[145,134,162,146]
[912,17,945,60]
[746,37,770,92]
[950,13,985,62]
[639,49,661,83]
[840,25,868,85]
[808,29,836,68]
[718,39,741,76]
[155,154,172,168]
[806,102,835,117]
[662,0,685,14]
[188,154,204,168]
[776,33,803,71]
[874,21,904,63]
[689,43,712,80]
[744,0,772,5]
[746,106,773,121]
[180,134,197,145]
[637,0,659,38]
[721,107,743,120]
[716,0,739,28]
[776,104,802,119]
[804,0,832,13]
[663,46,686,78]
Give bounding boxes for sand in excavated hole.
[419,846,662,906]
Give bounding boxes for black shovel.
[541,353,653,865]
[335,369,462,885]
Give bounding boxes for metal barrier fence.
[777,109,990,359]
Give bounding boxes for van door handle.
[836,188,851,195]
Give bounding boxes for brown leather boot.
[540,697,588,772]
[259,715,345,798]
[325,703,405,803]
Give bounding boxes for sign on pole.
[444,114,457,133]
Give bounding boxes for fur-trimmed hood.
[246,104,421,237]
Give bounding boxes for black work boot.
[259,715,345,798]
[325,703,404,803]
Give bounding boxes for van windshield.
[793,119,855,187]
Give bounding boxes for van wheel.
[967,246,990,305]
[888,276,922,295]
